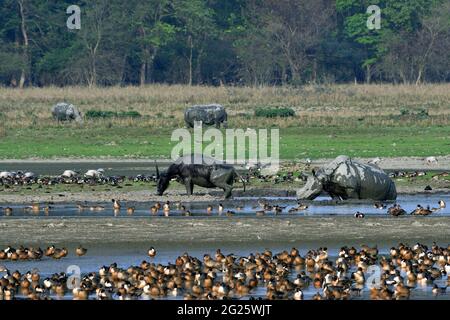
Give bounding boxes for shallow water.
[1,193,448,218]
[1,242,449,300]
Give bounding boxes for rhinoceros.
[52,102,83,123]
[184,104,227,128]
[297,155,397,200]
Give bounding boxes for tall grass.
[0,84,449,130]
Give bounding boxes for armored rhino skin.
[184,104,227,128]
[52,102,83,123]
[297,155,397,200]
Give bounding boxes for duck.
[31,203,40,213]
[112,199,121,210]
[374,202,386,209]
[431,200,446,212]
[394,283,410,299]
[148,247,156,258]
[43,206,51,215]
[52,248,68,259]
[3,207,13,216]
[297,203,309,210]
[184,210,192,216]
[206,205,213,215]
[126,207,135,215]
[387,204,406,216]
[273,205,283,214]
[45,245,56,257]
[218,204,224,214]
[150,205,158,215]
[354,211,365,218]
[76,246,87,257]
[163,201,170,215]
[351,268,365,285]
[226,210,235,216]
[432,284,447,296]
[411,205,432,216]
[256,210,265,216]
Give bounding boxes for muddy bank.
[1,216,449,246]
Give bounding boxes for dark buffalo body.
[156,156,244,199]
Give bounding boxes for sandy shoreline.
[0,216,449,246]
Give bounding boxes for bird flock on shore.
[1,242,449,300]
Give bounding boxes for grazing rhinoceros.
[184,104,227,128]
[52,102,83,123]
[297,155,397,200]
[156,154,245,199]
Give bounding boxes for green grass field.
[0,125,449,159]
[0,84,449,159]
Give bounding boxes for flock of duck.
[1,198,446,218]
[0,245,87,261]
[1,242,449,300]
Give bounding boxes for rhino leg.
[344,187,359,199]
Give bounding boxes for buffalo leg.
[184,179,194,195]
[215,182,233,199]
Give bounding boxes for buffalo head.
[155,163,170,196]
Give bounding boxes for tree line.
[1,0,449,88]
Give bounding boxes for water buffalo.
[184,104,227,128]
[297,155,397,201]
[52,102,83,123]
[156,155,245,198]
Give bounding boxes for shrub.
[255,107,295,118]
[85,109,142,119]
[399,108,410,116]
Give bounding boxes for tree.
[174,0,217,85]
[131,0,175,86]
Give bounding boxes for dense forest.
[0,0,449,87]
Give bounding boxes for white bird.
[0,171,13,178]
[62,170,78,178]
[293,288,303,300]
[425,156,438,165]
[84,168,105,178]
[368,157,381,165]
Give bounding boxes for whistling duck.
[354,211,365,218]
[387,204,406,216]
[112,199,121,210]
[76,245,87,257]
[148,247,156,258]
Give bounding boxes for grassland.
[0,84,449,159]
